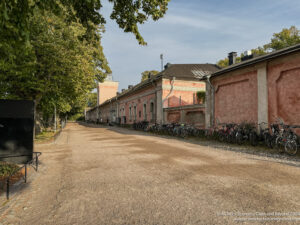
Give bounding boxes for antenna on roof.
[160,54,163,71]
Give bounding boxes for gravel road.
[1,122,300,225]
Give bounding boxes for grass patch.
[35,130,56,143]
[0,162,20,178]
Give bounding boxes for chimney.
[147,72,152,79]
[117,92,120,95]
[228,52,237,65]
[121,89,125,92]
[128,85,133,89]
[164,63,171,70]
[241,50,253,62]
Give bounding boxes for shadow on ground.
[78,122,300,164]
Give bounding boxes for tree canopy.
[264,26,300,51]
[0,0,171,121]
[217,26,300,68]
[141,70,160,81]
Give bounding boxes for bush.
[0,162,20,177]
[68,113,84,121]
[196,91,206,103]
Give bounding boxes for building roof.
[90,63,219,110]
[211,43,300,79]
[162,64,220,80]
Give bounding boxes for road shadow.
[77,122,300,165]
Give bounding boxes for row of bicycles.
[133,122,201,138]
[214,120,300,155]
[132,118,300,156]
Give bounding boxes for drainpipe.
[151,79,157,123]
[161,76,175,124]
[206,75,215,127]
[116,97,119,124]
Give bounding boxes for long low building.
[205,43,300,132]
[86,64,220,127]
[87,44,300,131]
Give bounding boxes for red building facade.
[205,44,300,133]
[86,64,219,127]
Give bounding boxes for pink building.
[87,44,300,133]
[86,64,219,127]
[205,44,300,133]
[97,74,119,105]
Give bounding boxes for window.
[134,106,137,121]
[139,110,141,118]
[129,107,132,121]
[143,104,147,120]
[150,102,154,120]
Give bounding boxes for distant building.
[97,74,119,106]
[86,64,219,127]
[88,44,300,133]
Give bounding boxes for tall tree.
[217,26,300,68]
[264,26,300,51]
[0,0,171,118]
[141,70,159,81]
[217,57,241,68]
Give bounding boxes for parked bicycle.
[249,122,272,147]
[235,123,256,145]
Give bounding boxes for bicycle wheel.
[285,140,298,156]
[236,132,243,145]
[263,134,271,148]
[182,129,188,138]
[269,135,277,149]
[249,132,258,146]
[218,132,225,142]
[275,136,284,152]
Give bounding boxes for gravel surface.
[1,122,300,225]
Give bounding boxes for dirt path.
[1,123,300,225]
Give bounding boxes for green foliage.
[87,92,98,108]
[217,26,300,68]
[0,0,170,126]
[196,91,205,103]
[68,113,85,121]
[250,47,267,57]
[217,57,241,68]
[35,131,56,142]
[0,162,20,177]
[141,70,159,81]
[109,0,170,45]
[264,26,300,51]
[0,0,170,48]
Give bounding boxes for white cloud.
[100,0,300,90]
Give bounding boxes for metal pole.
[24,164,27,183]
[160,54,163,71]
[36,154,39,171]
[6,178,9,200]
[54,104,57,132]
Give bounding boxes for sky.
[100,0,300,90]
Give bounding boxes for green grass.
[35,130,56,143]
[0,162,20,178]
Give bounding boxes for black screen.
[0,100,34,164]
